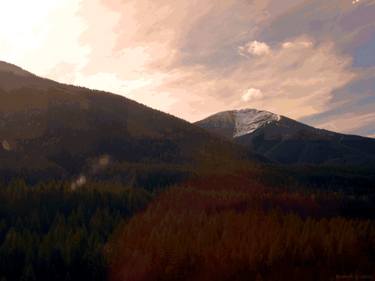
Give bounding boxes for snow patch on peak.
[233,109,280,138]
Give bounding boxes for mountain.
[0,61,250,182]
[196,109,375,165]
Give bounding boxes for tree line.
[0,180,151,281]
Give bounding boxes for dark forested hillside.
[0,61,251,183]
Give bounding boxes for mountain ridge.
[196,108,375,165]
[0,61,256,182]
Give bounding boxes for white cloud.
[227,37,356,120]
[282,38,314,49]
[242,88,264,102]
[239,40,271,57]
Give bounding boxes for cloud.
[242,88,264,102]
[228,37,356,120]
[0,0,90,76]
[72,0,357,125]
[130,36,356,123]
[316,112,375,134]
[239,41,271,57]
[282,39,314,49]
[0,0,373,135]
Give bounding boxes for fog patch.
[1,140,11,151]
[71,175,87,191]
[70,155,111,191]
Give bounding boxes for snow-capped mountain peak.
[233,109,280,138]
[196,108,375,165]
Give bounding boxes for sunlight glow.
[0,1,60,57]
[0,0,88,75]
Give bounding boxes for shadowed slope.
[196,109,375,165]
[0,61,252,181]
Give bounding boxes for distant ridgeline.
[196,109,375,165]
[1,61,374,186]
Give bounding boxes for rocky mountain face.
[196,109,375,165]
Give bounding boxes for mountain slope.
[196,109,375,165]
[0,61,251,181]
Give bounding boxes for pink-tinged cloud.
[0,0,373,136]
[239,41,271,57]
[318,112,375,135]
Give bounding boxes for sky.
[0,0,374,137]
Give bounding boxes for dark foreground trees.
[0,180,151,281]
[0,167,374,281]
[107,175,375,281]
